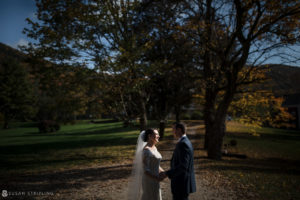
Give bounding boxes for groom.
[160,122,196,200]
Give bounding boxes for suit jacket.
[166,136,196,196]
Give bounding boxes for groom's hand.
[158,172,167,181]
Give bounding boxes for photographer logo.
[2,190,8,198]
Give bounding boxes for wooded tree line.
[2,0,299,159]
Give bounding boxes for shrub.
[38,120,60,133]
[229,139,237,146]
[191,112,203,120]
[123,119,134,128]
[181,113,191,120]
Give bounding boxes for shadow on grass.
[199,157,300,176]
[26,127,136,137]
[19,122,39,128]
[0,125,140,155]
[0,165,132,193]
[259,132,300,140]
[90,119,119,124]
[0,136,137,155]
[226,131,300,141]
[0,155,116,170]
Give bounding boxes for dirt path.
[0,124,241,200]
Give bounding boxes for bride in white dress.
[128,129,164,200]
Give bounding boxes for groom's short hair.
[174,122,186,134]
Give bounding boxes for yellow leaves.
[67,71,75,77]
[119,46,125,53]
[193,94,204,99]
[144,41,153,50]
[230,84,293,129]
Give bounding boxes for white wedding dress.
[127,131,163,200]
[141,148,162,200]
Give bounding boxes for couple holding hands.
[128,122,196,200]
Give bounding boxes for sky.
[0,0,36,48]
[0,0,299,67]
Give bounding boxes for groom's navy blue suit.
[166,136,196,200]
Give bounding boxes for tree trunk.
[175,105,181,123]
[139,100,147,131]
[175,111,180,123]
[203,89,217,150]
[159,119,166,139]
[3,115,9,129]
[3,121,9,129]
[204,82,235,159]
[206,116,226,160]
[204,124,210,150]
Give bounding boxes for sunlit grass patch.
[213,121,300,200]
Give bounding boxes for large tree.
[23,0,153,130]
[182,0,300,159]
[140,0,197,137]
[0,58,37,129]
[26,57,90,122]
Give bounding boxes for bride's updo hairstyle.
[142,128,155,142]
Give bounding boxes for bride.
[128,128,164,200]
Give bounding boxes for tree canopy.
[21,0,300,159]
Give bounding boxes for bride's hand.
[158,172,167,181]
[159,166,164,173]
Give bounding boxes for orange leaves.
[230,88,294,130]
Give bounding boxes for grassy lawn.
[0,120,299,200]
[200,121,300,200]
[0,120,145,174]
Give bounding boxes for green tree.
[140,0,196,137]
[0,58,37,129]
[26,57,90,123]
[23,0,152,130]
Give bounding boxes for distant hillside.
[0,43,27,63]
[266,64,300,95]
